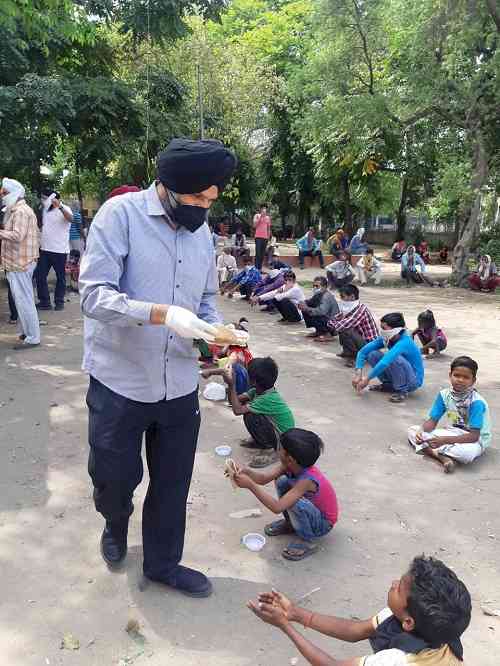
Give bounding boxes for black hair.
[259,203,267,209]
[313,276,328,288]
[450,356,478,378]
[408,556,471,647]
[280,428,324,468]
[338,284,359,300]
[247,357,278,390]
[366,247,374,255]
[283,270,296,280]
[238,317,248,324]
[417,309,436,329]
[381,312,406,328]
[244,255,253,263]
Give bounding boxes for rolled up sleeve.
[79,202,153,326]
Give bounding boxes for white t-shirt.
[41,204,72,253]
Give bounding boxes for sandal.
[249,451,279,468]
[390,393,408,403]
[313,335,334,343]
[239,438,269,450]
[265,519,295,537]
[282,542,319,561]
[369,384,392,393]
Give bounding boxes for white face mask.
[339,299,359,314]
[312,287,322,294]
[2,192,18,208]
[381,327,404,343]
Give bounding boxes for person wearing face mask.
[297,276,339,341]
[348,226,369,255]
[221,255,262,300]
[326,284,378,365]
[79,138,238,598]
[0,178,41,349]
[258,271,306,323]
[36,189,73,311]
[352,312,424,403]
[325,251,355,290]
[400,245,434,287]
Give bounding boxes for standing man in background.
[253,204,271,270]
[36,190,73,311]
[79,138,237,599]
[69,200,84,254]
[0,178,41,349]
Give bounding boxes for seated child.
[222,357,295,468]
[412,309,447,356]
[408,355,490,474]
[248,554,471,665]
[233,428,338,560]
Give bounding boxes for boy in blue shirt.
[408,356,491,474]
[353,312,424,403]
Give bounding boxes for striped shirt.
[69,210,82,239]
[328,303,379,341]
[0,200,40,271]
[79,182,220,403]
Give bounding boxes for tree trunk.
[341,172,353,236]
[395,174,408,241]
[75,155,84,216]
[452,129,488,286]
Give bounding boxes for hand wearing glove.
[165,305,218,342]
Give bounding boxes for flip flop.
[239,439,269,450]
[282,542,319,561]
[249,451,279,468]
[313,336,333,343]
[369,384,392,393]
[265,519,295,537]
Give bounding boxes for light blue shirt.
[296,234,322,252]
[401,251,426,272]
[79,182,219,402]
[429,388,491,449]
[355,331,424,387]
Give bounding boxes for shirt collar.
[145,181,169,218]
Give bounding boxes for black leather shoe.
[36,303,53,311]
[54,303,64,311]
[148,565,213,598]
[100,524,127,568]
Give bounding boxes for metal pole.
[197,63,204,140]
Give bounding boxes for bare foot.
[443,459,456,474]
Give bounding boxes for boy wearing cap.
[80,138,238,598]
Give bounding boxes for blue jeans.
[367,350,418,394]
[276,475,333,542]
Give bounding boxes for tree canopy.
[1,0,499,283]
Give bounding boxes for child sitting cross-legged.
[408,355,491,474]
[232,428,338,561]
[247,554,471,665]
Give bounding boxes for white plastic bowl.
[215,445,232,457]
[242,533,266,552]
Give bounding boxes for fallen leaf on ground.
[229,508,263,519]
[481,606,500,618]
[60,633,80,650]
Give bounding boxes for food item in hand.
[214,325,249,346]
[224,458,239,489]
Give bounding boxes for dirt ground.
[0,269,499,666]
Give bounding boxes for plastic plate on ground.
[215,445,232,457]
[242,533,266,552]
